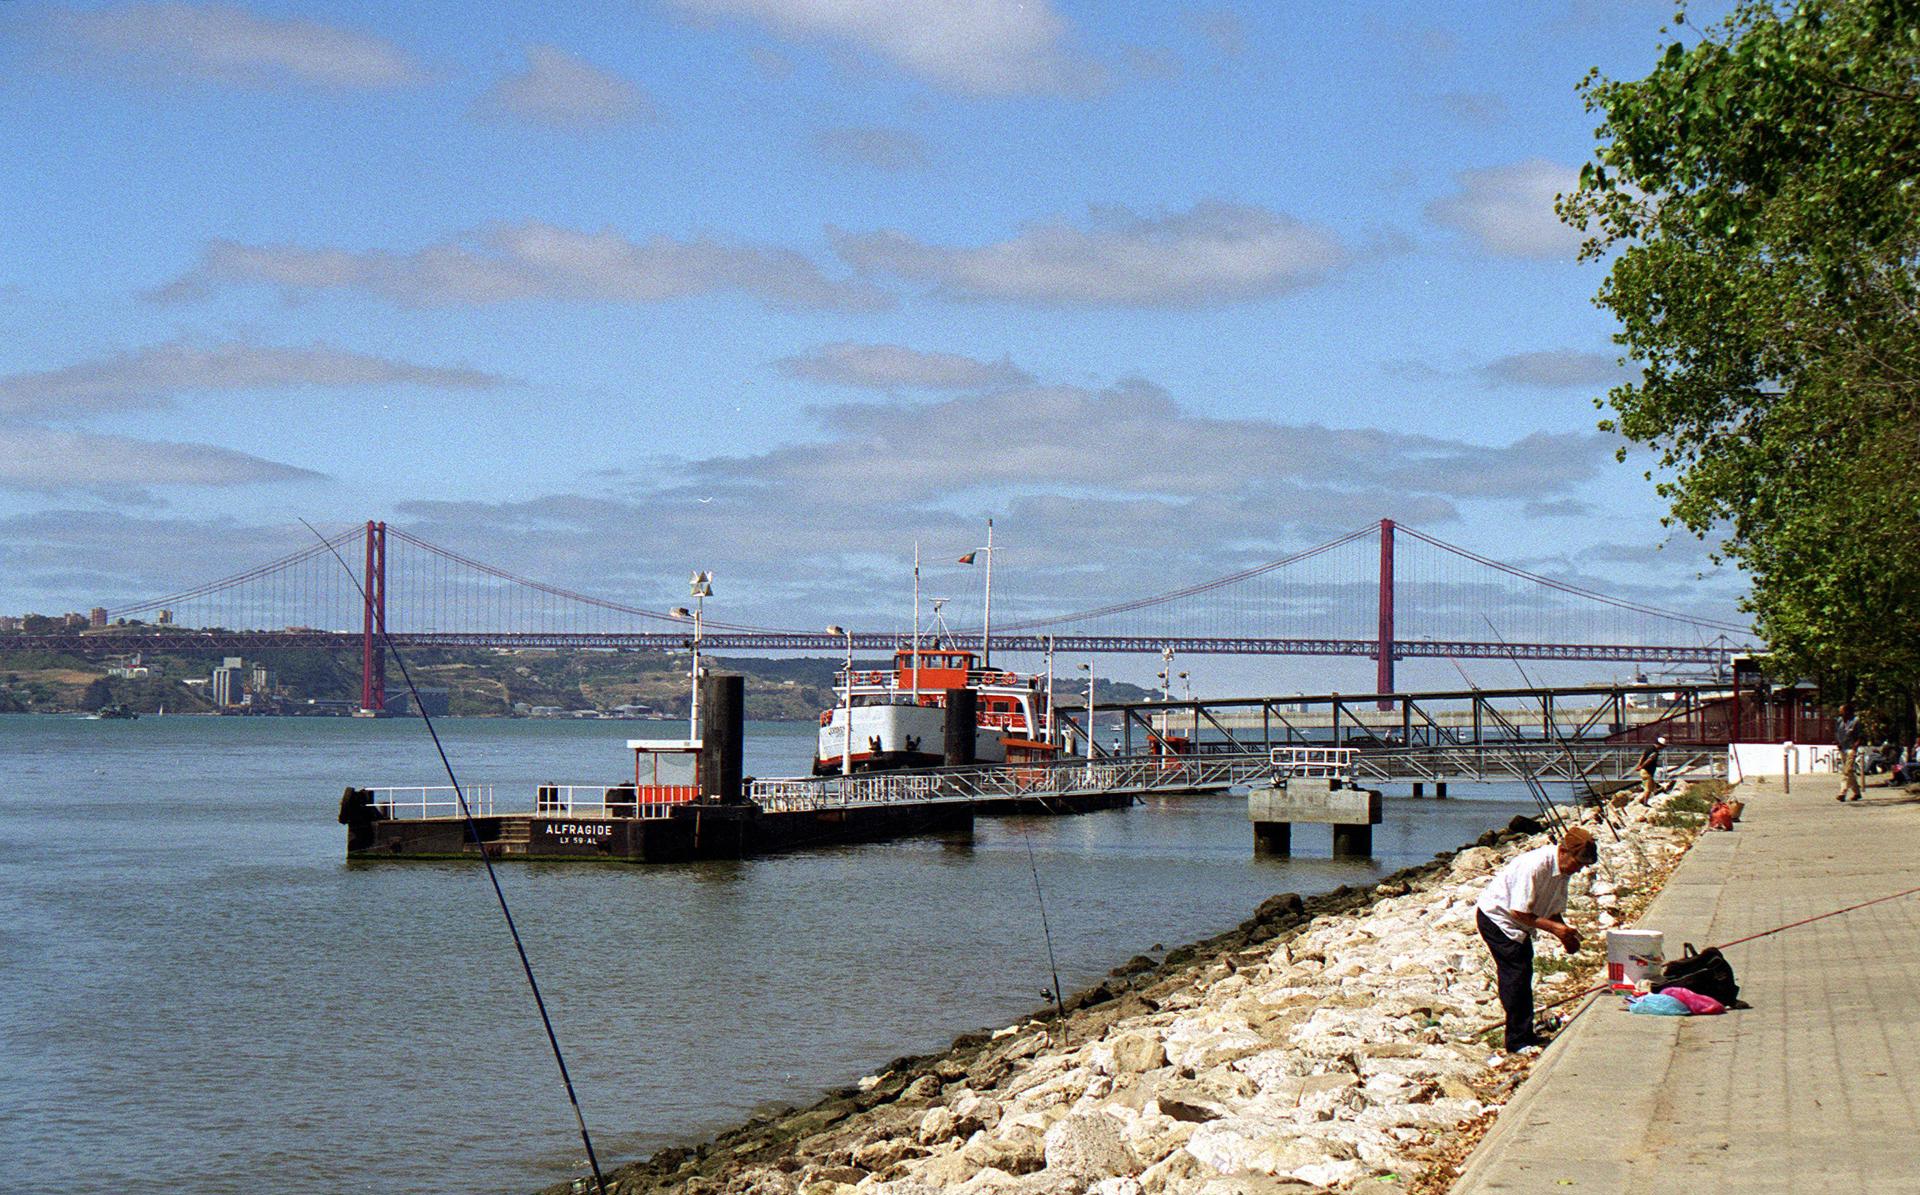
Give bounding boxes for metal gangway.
[744,740,1723,814]
[748,751,1275,813]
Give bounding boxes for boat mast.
[911,540,921,702]
[982,518,994,668]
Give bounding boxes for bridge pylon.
[359,520,387,714]
[1375,518,1395,709]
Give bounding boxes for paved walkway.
[1452,772,1920,1194]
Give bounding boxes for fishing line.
[1016,810,1069,1027]
[1430,648,1565,832]
[304,521,608,1195]
[1473,616,1659,899]
[1478,616,1626,844]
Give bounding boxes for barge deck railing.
[370,785,496,819]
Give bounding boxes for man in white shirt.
[1475,826,1598,1053]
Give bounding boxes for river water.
[0,714,1543,1193]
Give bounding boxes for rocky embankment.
[555,791,1701,1195]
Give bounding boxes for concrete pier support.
[1249,777,1383,858]
[1254,821,1292,857]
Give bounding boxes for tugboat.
[814,525,1061,775]
[89,703,139,720]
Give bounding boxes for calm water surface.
[0,714,1542,1193]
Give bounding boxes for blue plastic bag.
[1628,993,1691,1016]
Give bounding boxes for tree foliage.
[1561,0,1920,725]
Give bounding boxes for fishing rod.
[1477,616,1629,844]
[1428,648,1568,835]
[1475,617,1661,898]
[1015,812,1070,1027]
[305,521,608,1195]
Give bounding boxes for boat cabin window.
[896,650,975,669]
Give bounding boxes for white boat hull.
[814,703,1014,772]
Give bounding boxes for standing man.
[1476,827,1599,1054]
[1635,736,1667,804]
[1835,703,1864,802]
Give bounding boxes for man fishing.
[1635,736,1666,804]
[1476,826,1600,1054]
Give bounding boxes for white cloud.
[1187,8,1246,58]
[833,202,1347,308]
[54,3,426,90]
[1426,158,1583,260]
[1479,349,1626,388]
[154,223,892,313]
[1437,91,1507,124]
[473,45,658,130]
[814,126,931,172]
[0,424,322,493]
[671,0,1104,96]
[1123,46,1182,81]
[0,510,353,605]
[0,341,505,418]
[774,343,1030,390]
[1523,498,1595,518]
[364,381,1607,624]
[707,379,1607,504]
[0,378,1628,625]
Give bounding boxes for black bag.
[1655,943,1740,1006]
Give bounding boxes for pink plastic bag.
[1659,985,1726,1015]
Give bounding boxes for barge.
[340,674,1121,864]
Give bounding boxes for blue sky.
[0,1,1747,689]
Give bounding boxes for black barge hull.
[346,791,1137,863]
[348,800,977,863]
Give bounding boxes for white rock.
[919,1105,959,1144]
[1290,1158,1368,1188]
[1043,1110,1141,1178]
[1185,1116,1348,1174]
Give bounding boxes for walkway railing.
[534,784,695,821]
[747,753,1274,812]
[1270,746,1356,779]
[371,785,495,819]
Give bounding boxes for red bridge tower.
[1376,518,1395,706]
[359,520,387,714]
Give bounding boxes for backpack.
[1655,943,1740,1007]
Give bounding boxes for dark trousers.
[1478,910,1536,1051]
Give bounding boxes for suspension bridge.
[2,518,1755,713]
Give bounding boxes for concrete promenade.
[1453,772,1920,1194]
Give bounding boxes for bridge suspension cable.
[383,528,789,634]
[1395,525,1750,636]
[997,524,1375,632]
[103,525,361,621]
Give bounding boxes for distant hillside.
[0,644,1159,720]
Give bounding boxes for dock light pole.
[1180,671,1196,743]
[672,570,713,740]
[1077,661,1095,763]
[827,624,853,776]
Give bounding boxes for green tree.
[82,677,115,710]
[1561,0,1920,729]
